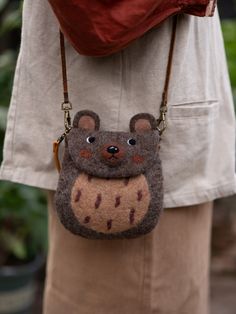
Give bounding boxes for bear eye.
[127,138,136,146]
[86,136,96,144]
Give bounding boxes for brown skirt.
[43,192,212,314]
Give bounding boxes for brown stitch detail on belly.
[75,190,82,202]
[115,196,121,208]
[107,219,112,230]
[137,190,143,201]
[84,216,91,224]
[129,208,135,224]
[95,193,102,209]
[87,175,93,182]
[124,178,129,186]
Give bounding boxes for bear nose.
[107,146,119,154]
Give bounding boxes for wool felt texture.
[54,110,163,239]
[47,0,216,56]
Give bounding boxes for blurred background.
[0,1,235,313]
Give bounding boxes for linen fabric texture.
[44,192,213,314]
[0,0,236,208]
[55,110,163,239]
[48,0,216,56]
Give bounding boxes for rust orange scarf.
[48,0,216,56]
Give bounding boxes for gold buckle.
[156,115,167,135]
[61,101,72,132]
[61,101,72,111]
[156,103,168,135]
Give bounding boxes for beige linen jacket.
[0,0,236,208]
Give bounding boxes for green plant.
[221,20,236,102]
[0,0,22,160]
[0,1,48,268]
[0,0,22,105]
[0,181,48,266]
[0,0,22,36]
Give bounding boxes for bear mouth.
[102,154,123,167]
[108,155,119,160]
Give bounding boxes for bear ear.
[129,113,157,133]
[73,110,100,131]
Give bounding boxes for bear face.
[66,110,160,178]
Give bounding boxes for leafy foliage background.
[0,1,48,264]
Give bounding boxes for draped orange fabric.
[48,0,216,56]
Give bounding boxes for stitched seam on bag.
[1,165,235,190]
[1,166,235,206]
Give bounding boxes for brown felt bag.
[53,16,178,239]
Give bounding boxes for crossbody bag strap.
[60,30,73,133]
[53,31,73,172]
[157,15,178,134]
[53,15,178,172]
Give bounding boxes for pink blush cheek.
[79,149,93,159]
[132,155,144,164]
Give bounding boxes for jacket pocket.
[168,99,219,119]
[160,99,219,194]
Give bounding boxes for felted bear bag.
[55,111,163,239]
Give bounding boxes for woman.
[0,0,235,313]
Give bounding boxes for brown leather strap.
[60,30,73,135]
[60,30,69,104]
[157,15,178,134]
[59,16,178,132]
[162,15,178,107]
